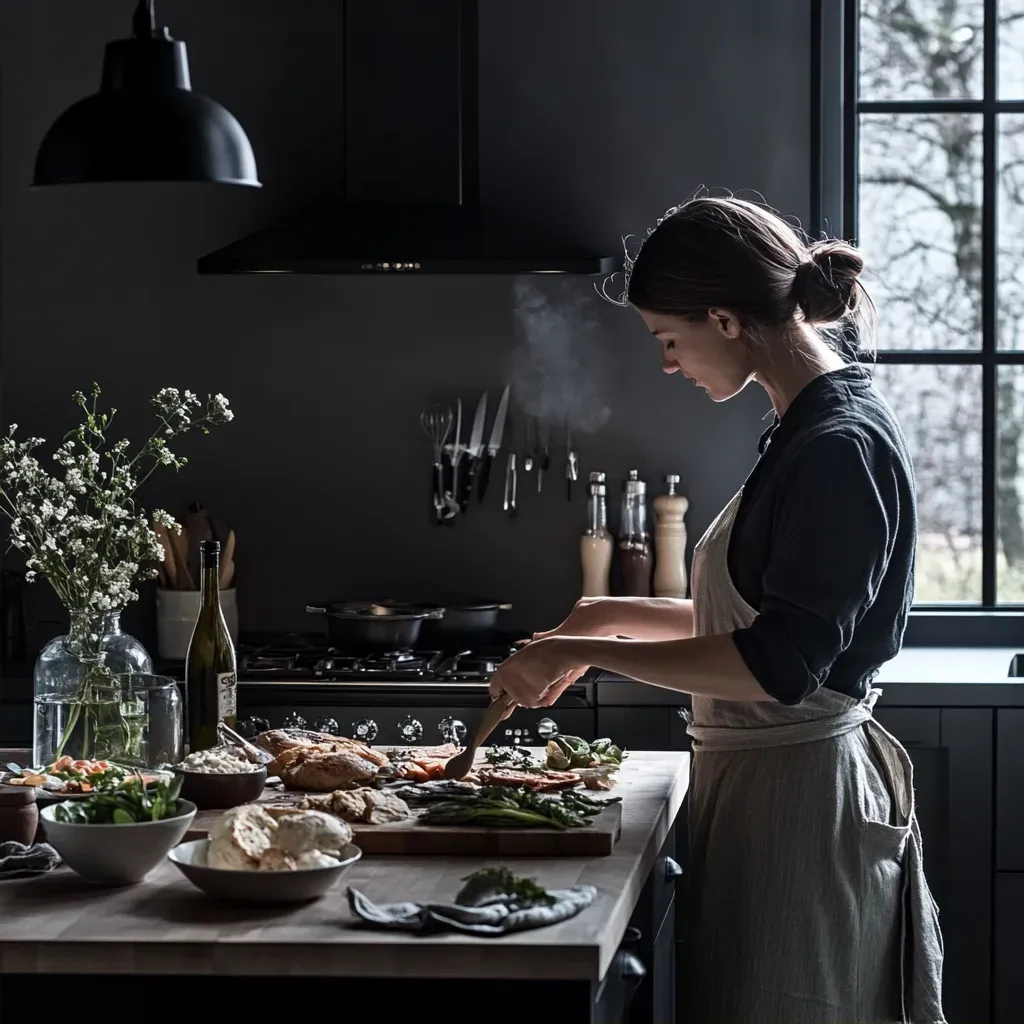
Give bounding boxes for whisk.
[420,405,456,520]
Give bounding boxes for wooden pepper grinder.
[653,474,689,598]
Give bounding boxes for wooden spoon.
[169,526,194,589]
[219,529,236,588]
[443,693,518,780]
[185,504,213,583]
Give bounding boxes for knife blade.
[478,383,510,503]
[460,392,488,512]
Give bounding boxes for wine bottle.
[185,539,237,752]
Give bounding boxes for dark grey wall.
[0,0,810,640]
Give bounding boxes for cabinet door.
[994,874,1024,1023]
[876,708,993,1024]
[997,711,1024,869]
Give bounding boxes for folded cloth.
[347,882,598,936]
[0,841,60,879]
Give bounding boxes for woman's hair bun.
[795,239,865,325]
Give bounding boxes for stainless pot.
[305,601,444,651]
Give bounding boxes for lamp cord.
[131,0,156,39]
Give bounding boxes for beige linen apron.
[683,489,946,1024]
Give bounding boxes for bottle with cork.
[616,470,653,597]
[653,474,689,598]
[580,471,613,597]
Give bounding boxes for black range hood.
[198,1,616,276]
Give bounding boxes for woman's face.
[636,307,755,402]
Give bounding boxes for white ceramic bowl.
[168,838,362,904]
[39,800,197,886]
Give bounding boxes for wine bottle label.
[217,671,237,719]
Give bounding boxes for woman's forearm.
[571,633,774,702]
[591,597,695,641]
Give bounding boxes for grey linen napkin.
[347,877,597,936]
[0,841,60,878]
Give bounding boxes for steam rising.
[509,279,611,433]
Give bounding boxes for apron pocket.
[853,724,914,854]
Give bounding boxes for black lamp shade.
[33,31,260,187]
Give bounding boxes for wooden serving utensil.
[169,526,194,589]
[185,504,213,583]
[219,529,236,588]
[217,721,273,766]
[443,693,518,780]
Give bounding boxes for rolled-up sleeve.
[731,430,897,705]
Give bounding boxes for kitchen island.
[0,750,688,1024]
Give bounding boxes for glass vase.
[32,611,154,767]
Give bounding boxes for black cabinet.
[994,873,1024,1022]
[875,708,993,1023]
[628,826,681,1024]
[997,710,1024,869]
[597,708,675,752]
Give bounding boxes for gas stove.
[233,632,519,683]
[201,632,598,748]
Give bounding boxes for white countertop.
[875,646,1021,683]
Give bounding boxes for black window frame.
[813,0,1024,645]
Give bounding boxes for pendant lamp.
[33,0,260,187]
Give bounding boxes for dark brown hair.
[619,196,872,335]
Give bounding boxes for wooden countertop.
[0,750,689,981]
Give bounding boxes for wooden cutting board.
[185,787,623,856]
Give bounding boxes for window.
[836,0,1024,608]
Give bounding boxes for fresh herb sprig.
[52,773,184,824]
[484,746,542,770]
[459,866,555,906]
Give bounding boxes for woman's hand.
[489,637,590,709]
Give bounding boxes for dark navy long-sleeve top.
[728,365,917,705]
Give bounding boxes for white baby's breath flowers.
[0,382,233,626]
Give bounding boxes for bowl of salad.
[39,775,196,886]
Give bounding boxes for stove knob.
[352,718,379,743]
[282,712,307,730]
[438,717,467,744]
[398,716,424,743]
[537,717,559,740]
[313,717,340,736]
[237,716,269,739]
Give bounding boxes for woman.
[489,196,945,1023]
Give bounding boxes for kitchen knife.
[504,452,518,517]
[445,398,463,525]
[460,391,488,512]
[477,383,510,503]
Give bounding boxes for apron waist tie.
[687,688,881,751]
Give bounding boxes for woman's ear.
[708,307,743,340]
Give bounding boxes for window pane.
[859,113,982,351]
[998,368,1024,601]
[1000,1,1024,98]
[871,364,983,602]
[859,1,983,101]
[999,114,1024,349]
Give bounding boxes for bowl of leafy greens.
[39,774,196,886]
